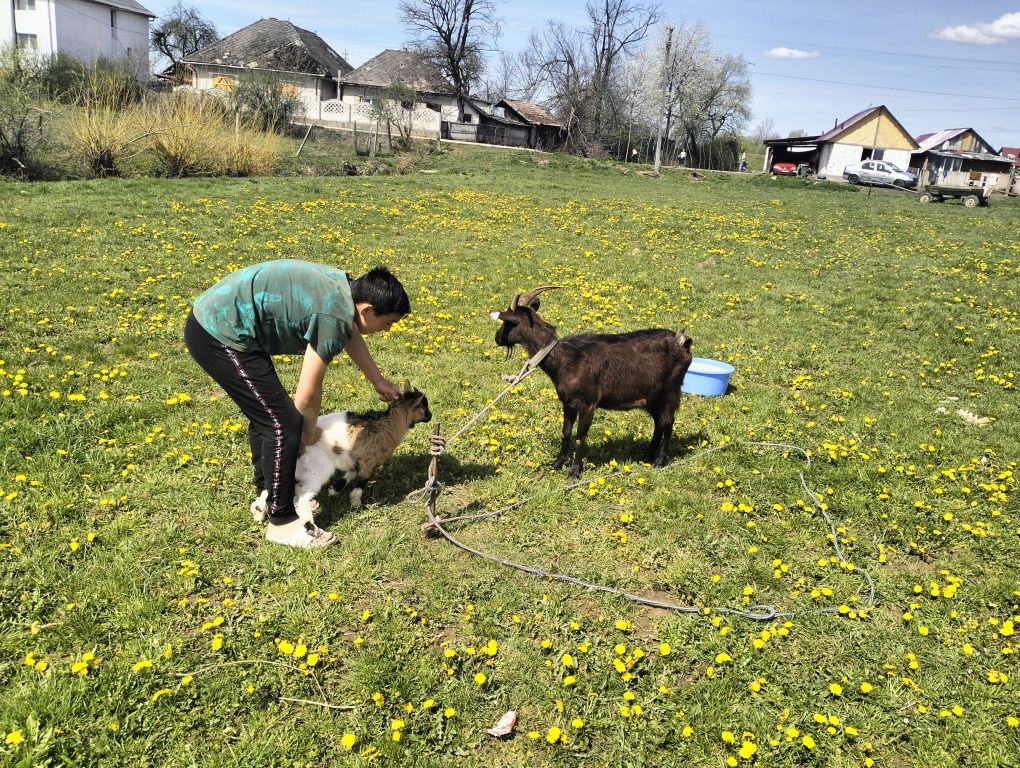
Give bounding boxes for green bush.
[37,53,142,109]
[227,73,304,133]
[0,47,49,177]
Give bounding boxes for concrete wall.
[190,65,325,119]
[819,143,911,177]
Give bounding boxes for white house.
[338,49,481,129]
[183,18,352,119]
[1,0,153,81]
[814,105,918,177]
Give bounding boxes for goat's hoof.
[551,459,566,471]
[568,468,582,479]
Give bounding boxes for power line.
[896,105,1020,113]
[719,32,1020,69]
[752,70,1020,102]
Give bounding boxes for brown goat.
[492,287,692,477]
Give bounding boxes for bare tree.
[399,0,500,121]
[751,117,776,145]
[521,1,657,153]
[583,0,659,140]
[150,2,218,85]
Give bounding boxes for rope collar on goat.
[507,339,558,382]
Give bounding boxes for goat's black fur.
[494,294,693,477]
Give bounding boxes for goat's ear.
[528,297,541,311]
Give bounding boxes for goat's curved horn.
[514,285,561,309]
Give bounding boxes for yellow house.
[815,105,918,177]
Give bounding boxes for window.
[15,0,36,10]
[872,149,884,160]
[110,9,117,40]
[360,95,373,104]
[16,33,37,51]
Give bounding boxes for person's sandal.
[265,520,336,548]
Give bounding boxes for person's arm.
[294,346,329,445]
[344,325,400,401]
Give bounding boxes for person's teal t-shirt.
[192,260,355,363]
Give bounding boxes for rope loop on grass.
[409,362,876,622]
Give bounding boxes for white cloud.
[764,47,819,60]
[930,11,1020,45]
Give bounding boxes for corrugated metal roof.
[498,99,560,127]
[185,18,352,78]
[914,128,995,153]
[929,149,1013,164]
[341,49,454,95]
[1001,146,1019,162]
[87,0,155,18]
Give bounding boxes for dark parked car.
[771,161,798,176]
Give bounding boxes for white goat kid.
[250,384,432,533]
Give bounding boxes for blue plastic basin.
[681,358,734,396]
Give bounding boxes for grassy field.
[1,144,1018,767]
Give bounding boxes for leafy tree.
[150,2,218,85]
[399,0,500,121]
[227,73,304,133]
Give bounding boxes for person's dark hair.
[351,266,410,316]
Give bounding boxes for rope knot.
[429,434,448,456]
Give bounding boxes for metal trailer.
[917,168,999,207]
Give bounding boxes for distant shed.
[910,128,1013,194]
[494,99,564,150]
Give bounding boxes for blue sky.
[144,0,1020,149]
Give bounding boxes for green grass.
[1,144,1018,767]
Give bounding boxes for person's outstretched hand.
[374,378,400,402]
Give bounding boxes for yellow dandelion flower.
[802,735,816,749]
[340,733,357,750]
[5,731,25,745]
[546,726,561,744]
[739,741,758,759]
[473,672,487,685]
[151,688,172,702]
[829,683,843,696]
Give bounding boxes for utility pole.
[867,108,881,197]
[653,25,674,173]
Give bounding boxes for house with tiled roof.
[2,0,154,80]
[494,99,564,149]
[183,18,352,115]
[338,49,482,130]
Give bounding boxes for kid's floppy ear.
[402,379,412,395]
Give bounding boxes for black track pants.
[184,311,301,524]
